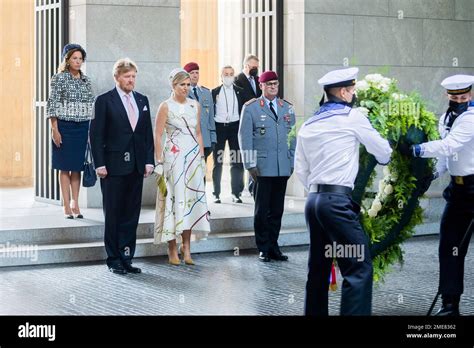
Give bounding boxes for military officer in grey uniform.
[184,62,217,161]
[238,71,296,262]
[295,67,392,315]
[405,75,474,316]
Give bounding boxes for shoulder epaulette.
[283,99,293,106]
[245,98,257,106]
[201,86,210,91]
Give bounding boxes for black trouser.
[439,179,474,302]
[304,192,373,316]
[248,176,255,197]
[212,121,244,197]
[253,176,288,253]
[100,170,143,268]
[203,146,213,185]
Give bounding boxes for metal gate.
[242,0,284,95]
[34,0,68,203]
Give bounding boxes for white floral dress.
[154,97,211,243]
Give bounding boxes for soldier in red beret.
[238,71,296,262]
[183,62,217,165]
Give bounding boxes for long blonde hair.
[57,48,84,73]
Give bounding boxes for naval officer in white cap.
[404,74,474,316]
[295,67,392,316]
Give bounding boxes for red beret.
[259,70,278,83]
[183,62,199,73]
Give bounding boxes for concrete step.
[0,211,306,245]
[0,221,437,268]
[0,227,310,267]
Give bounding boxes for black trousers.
[100,170,144,268]
[304,192,373,316]
[203,146,213,185]
[253,176,288,253]
[439,180,474,301]
[212,121,244,197]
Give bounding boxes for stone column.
[69,0,181,208]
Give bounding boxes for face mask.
[249,68,258,77]
[222,76,234,87]
[349,94,357,107]
[449,100,469,115]
[344,92,357,107]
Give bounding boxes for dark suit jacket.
[234,72,262,104]
[90,88,154,176]
[211,84,245,116]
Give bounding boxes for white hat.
[318,67,359,88]
[168,68,188,89]
[441,74,474,95]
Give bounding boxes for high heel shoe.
[64,214,74,219]
[179,245,195,265]
[71,200,83,219]
[168,250,181,266]
[168,258,181,266]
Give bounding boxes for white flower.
[356,80,370,92]
[392,93,407,101]
[378,180,386,192]
[382,77,392,86]
[357,107,370,116]
[368,209,378,218]
[384,184,394,195]
[380,83,390,92]
[383,167,391,177]
[372,199,382,212]
[365,74,384,83]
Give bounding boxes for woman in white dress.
[154,69,211,265]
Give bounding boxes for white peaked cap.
[441,74,474,95]
[318,67,359,88]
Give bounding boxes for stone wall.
[284,0,474,200]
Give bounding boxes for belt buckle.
[455,176,464,185]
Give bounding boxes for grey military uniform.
[188,85,217,148]
[238,96,296,177]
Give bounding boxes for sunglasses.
[265,81,279,87]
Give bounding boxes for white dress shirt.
[295,108,392,190]
[215,85,239,123]
[421,107,474,176]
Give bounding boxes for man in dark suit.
[211,65,245,203]
[234,54,262,195]
[90,58,154,275]
[234,54,262,104]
